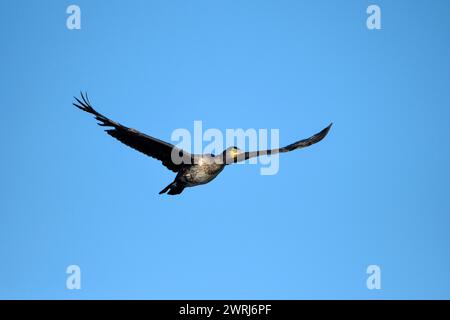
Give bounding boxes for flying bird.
[73,93,332,195]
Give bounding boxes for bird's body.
[180,157,225,186]
[73,93,331,195]
[162,157,225,195]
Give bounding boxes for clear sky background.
[0,0,449,299]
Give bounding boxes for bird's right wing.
[73,93,192,172]
[236,123,332,162]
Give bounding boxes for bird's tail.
[159,181,185,195]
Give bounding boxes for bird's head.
[222,146,243,164]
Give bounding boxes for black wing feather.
[237,123,332,162]
[73,92,190,172]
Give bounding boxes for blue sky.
[0,0,449,299]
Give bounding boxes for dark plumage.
[73,93,332,195]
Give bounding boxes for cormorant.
[73,93,332,195]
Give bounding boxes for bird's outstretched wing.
[73,92,191,172]
[236,123,332,162]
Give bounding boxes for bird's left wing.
[73,92,192,172]
[235,123,332,162]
